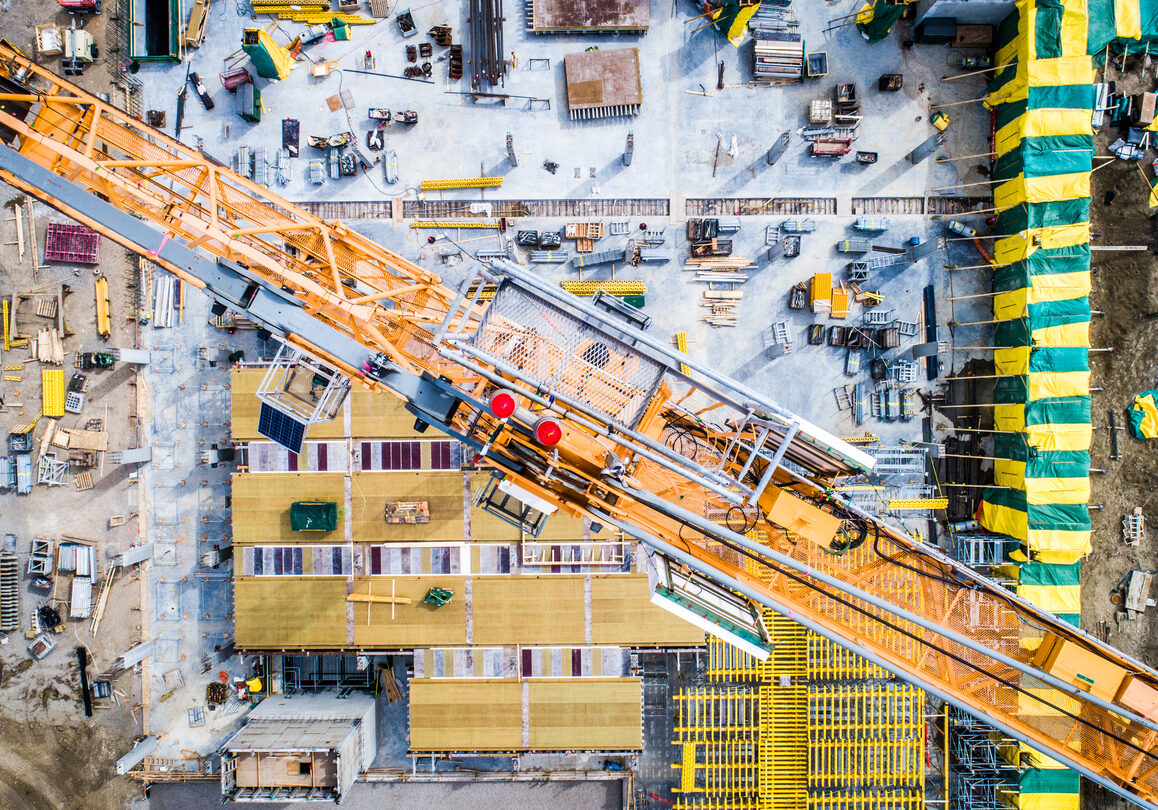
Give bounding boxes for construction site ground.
[0,0,1153,807]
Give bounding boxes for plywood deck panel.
[472,576,587,645]
[409,679,523,751]
[231,369,346,441]
[529,678,642,750]
[564,48,642,111]
[592,576,706,645]
[234,578,350,648]
[351,472,464,543]
[233,473,346,545]
[231,369,443,441]
[236,574,704,650]
[408,678,642,751]
[349,389,432,440]
[350,576,468,647]
[469,500,522,543]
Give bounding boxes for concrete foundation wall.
[915,0,1015,25]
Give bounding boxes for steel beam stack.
[0,549,20,631]
[468,0,505,89]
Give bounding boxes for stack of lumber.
[31,328,64,364]
[685,257,754,328]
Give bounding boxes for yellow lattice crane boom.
[1,46,1157,808]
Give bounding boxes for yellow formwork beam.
[409,221,497,229]
[887,497,948,510]
[41,369,65,417]
[419,177,504,190]
[840,433,879,444]
[674,330,690,375]
[2,299,9,351]
[95,274,111,338]
[277,11,376,23]
[680,743,696,793]
[560,280,645,297]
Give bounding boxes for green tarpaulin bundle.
[290,501,338,531]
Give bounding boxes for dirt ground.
[1082,57,1158,668]
[0,2,144,808]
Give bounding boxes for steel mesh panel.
[469,283,664,427]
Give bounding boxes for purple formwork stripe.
[44,223,101,264]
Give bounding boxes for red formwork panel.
[44,223,101,264]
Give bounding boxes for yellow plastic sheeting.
[1032,320,1090,348]
[1060,0,1089,57]
[993,173,1090,211]
[993,223,1090,262]
[1024,422,1093,452]
[993,273,1093,319]
[726,2,759,44]
[994,404,1029,432]
[1019,742,1070,769]
[1028,370,1090,400]
[1026,476,1091,506]
[1132,391,1158,438]
[995,108,1092,154]
[986,55,1097,106]
[1029,529,1091,563]
[1116,0,1143,39]
[1018,583,1081,614]
[1017,795,1080,810]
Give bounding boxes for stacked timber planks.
[685,257,754,327]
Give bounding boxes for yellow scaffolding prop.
[419,177,504,190]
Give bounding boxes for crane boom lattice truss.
[1,46,1157,808]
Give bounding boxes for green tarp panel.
[980,488,1092,530]
[993,135,1096,183]
[1035,0,1065,59]
[993,303,1093,345]
[1019,767,1082,793]
[994,198,1090,232]
[290,501,338,531]
[1087,0,1117,52]
[858,0,908,41]
[993,248,1092,292]
[994,432,1091,463]
[995,6,1021,52]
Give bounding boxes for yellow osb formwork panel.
[350,471,470,544]
[230,368,433,441]
[408,677,642,752]
[236,573,701,651]
[232,473,346,545]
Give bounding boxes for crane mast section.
[3,48,1158,808]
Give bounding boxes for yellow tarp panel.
[994,347,1032,376]
[1024,476,1092,505]
[41,368,65,417]
[1018,583,1082,613]
[1017,795,1080,810]
[1060,0,1090,57]
[1029,529,1091,563]
[993,465,1091,503]
[1032,320,1090,348]
[1116,0,1143,38]
[727,2,759,45]
[993,223,1090,262]
[994,404,1028,432]
[995,108,1092,154]
[987,56,1096,106]
[1027,370,1090,400]
[993,173,1091,210]
[1132,392,1158,438]
[1019,742,1070,769]
[980,499,1029,541]
[1024,423,1093,452]
[993,273,1093,319]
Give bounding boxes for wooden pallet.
[74,470,94,491]
[386,501,430,524]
